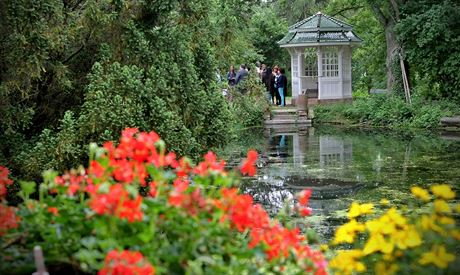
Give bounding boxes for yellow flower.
[438,216,455,225]
[431,184,456,200]
[451,229,460,240]
[434,199,451,214]
[419,245,455,269]
[366,218,396,235]
[320,244,329,252]
[411,186,431,201]
[380,198,390,205]
[363,233,394,255]
[333,219,365,245]
[329,250,366,275]
[393,226,422,250]
[385,207,407,227]
[455,204,460,213]
[348,202,374,219]
[420,215,445,234]
[375,261,399,275]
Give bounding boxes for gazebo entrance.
[278,12,362,105]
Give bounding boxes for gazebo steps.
[266,107,311,126]
[270,108,297,113]
[271,114,298,120]
[264,119,311,126]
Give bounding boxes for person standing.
[262,67,272,102]
[270,66,279,105]
[277,68,287,106]
[235,64,248,86]
[275,66,282,106]
[227,65,236,86]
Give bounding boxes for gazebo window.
[304,48,317,77]
[322,47,339,77]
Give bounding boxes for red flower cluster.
[0,204,20,236]
[85,128,182,221]
[297,189,313,217]
[240,150,258,176]
[168,179,210,216]
[54,171,85,195]
[214,188,326,274]
[0,166,13,199]
[88,183,143,222]
[193,151,226,176]
[99,128,178,186]
[216,188,270,231]
[99,250,155,275]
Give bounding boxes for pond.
[233,125,460,241]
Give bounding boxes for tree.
[396,0,460,100]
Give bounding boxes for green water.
[233,126,460,240]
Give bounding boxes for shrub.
[227,74,269,129]
[0,128,326,274]
[313,94,456,129]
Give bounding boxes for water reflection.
[239,126,460,240]
[242,127,362,233]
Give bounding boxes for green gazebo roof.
[278,12,362,47]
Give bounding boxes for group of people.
[226,62,288,106]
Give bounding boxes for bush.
[0,128,326,274]
[227,73,269,129]
[313,94,456,129]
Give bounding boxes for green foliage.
[228,74,270,129]
[396,0,460,101]
[314,94,457,129]
[249,5,290,67]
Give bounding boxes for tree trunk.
[384,20,398,92]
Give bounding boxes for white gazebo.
[278,12,362,105]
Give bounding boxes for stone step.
[271,108,298,114]
[271,114,298,120]
[265,119,311,125]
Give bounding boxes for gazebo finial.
[316,11,322,15]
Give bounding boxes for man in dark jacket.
[235,64,248,86]
[277,68,288,106]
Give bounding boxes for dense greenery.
[0,0,459,184]
[0,0,270,180]
[313,93,459,129]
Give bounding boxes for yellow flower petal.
[419,245,455,269]
[411,186,431,201]
[348,202,374,219]
[431,184,456,200]
[434,199,451,214]
[380,198,390,205]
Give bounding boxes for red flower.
[299,207,312,216]
[88,183,143,222]
[240,150,258,176]
[0,166,13,199]
[0,204,20,236]
[47,207,59,216]
[298,189,312,206]
[99,250,155,275]
[89,160,106,178]
[193,151,226,176]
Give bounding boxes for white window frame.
[321,47,339,78]
[303,48,317,77]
